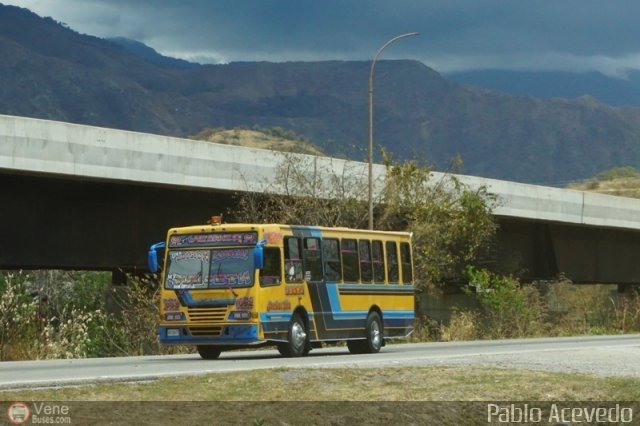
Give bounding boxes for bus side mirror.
[148,242,165,273]
[254,239,266,270]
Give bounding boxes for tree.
[231,151,497,291]
[232,152,370,227]
[378,154,498,290]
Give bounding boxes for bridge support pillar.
[105,269,129,315]
[617,283,640,294]
[111,269,128,286]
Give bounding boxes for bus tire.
[346,339,365,354]
[197,345,222,360]
[347,312,383,354]
[363,311,383,353]
[279,312,309,357]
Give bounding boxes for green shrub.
[0,271,38,360]
[464,267,547,338]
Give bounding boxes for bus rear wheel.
[347,311,383,354]
[278,313,309,357]
[363,311,383,353]
[197,345,222,360]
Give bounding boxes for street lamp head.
[367,32,419,230]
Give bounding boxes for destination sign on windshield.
[169,232,258,248]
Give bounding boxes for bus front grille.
[189,326,223,336]
[187,307,227,323]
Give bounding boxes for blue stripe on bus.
[259,310,413,326]
[337,284,415,293]
[261,312,293,322]
[331,311,367,320]
[290,226,322,239]
[326,283,342,311]
[260,311,321,341]
[331,310,413,321]
[175,290,235,308]
[310,227,322,238]
[380,310,415,317]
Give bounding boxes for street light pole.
[368,32,419,230]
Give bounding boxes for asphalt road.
[1,335,638,390]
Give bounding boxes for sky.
[4,0,640,77]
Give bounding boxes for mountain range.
[2,3,640,185]
[447,70,640,108]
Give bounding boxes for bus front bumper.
[159,324,262,345]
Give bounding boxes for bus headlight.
[229,311,251,320]
[164,312,185,321]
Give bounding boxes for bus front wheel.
[197,345,222,360]
[278,313,309,357]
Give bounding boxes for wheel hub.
[371,322,381,348]
[292,322,307,348]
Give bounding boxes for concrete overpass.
[2,114,640,286]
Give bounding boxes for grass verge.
[3,365,639,401]
[1,366,639,425]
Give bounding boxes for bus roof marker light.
[208,214,223,225]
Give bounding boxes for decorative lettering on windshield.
[166,250,209,289]
[211,249,250,262]
[172,251,209,261]
[209,247,252,287]
[209,270,251,286]
[165,247,254,289]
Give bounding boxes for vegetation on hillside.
[568,166,640,198]
[190,126,325,156]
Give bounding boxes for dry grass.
[3,366,638,401]
[433,280,637,341]
[568,176,640,198]
[191,127,325,156]
[2,366,638,425]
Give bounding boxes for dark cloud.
[5,0,640,75]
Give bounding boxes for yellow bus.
[148,217,415,359]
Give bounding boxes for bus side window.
[285,237,303,282]
[322,238,342,282]
[303,237,323,282]
[260,247,282,286]
[359,240,372,283]
[372,240,385,283]
[386,241,399,283]
[400,242,413,284]
[341,239,359,282]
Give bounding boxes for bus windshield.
[165,247,254,289]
